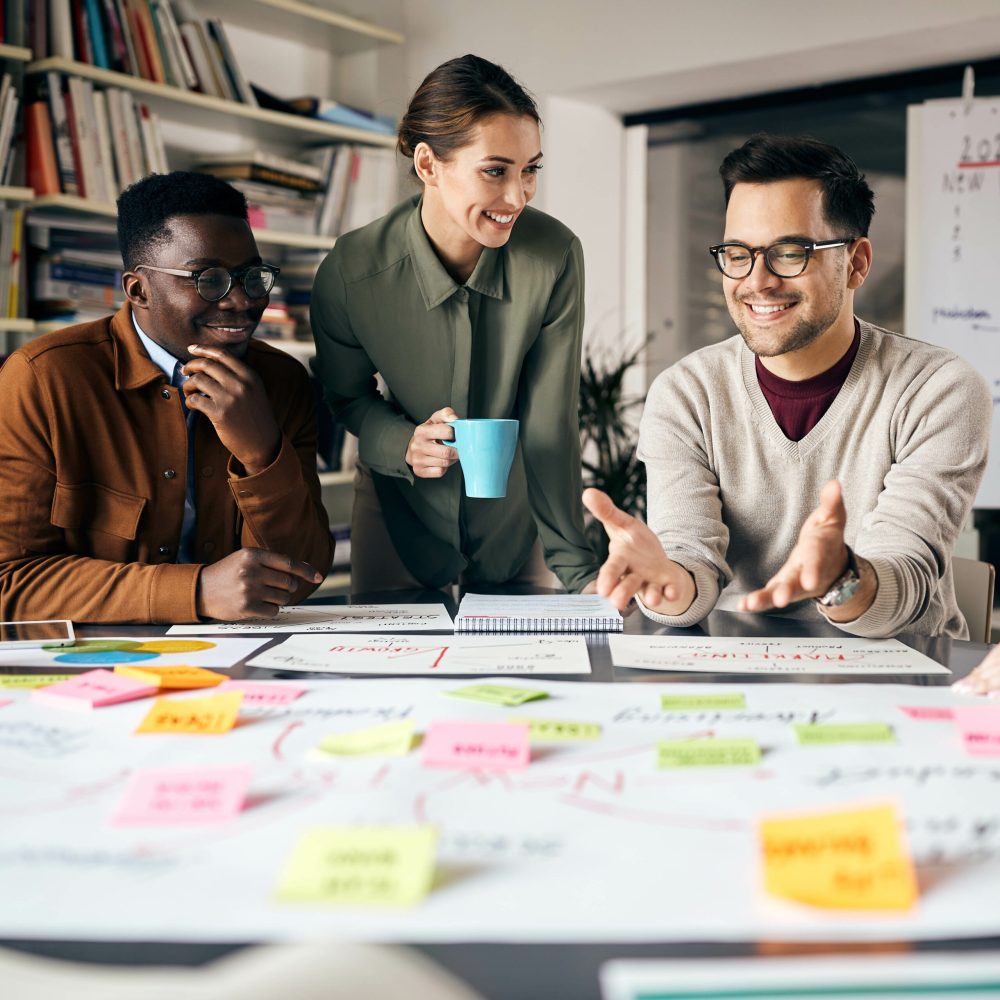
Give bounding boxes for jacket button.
[158,545,171,556]
[160,388,171,399]
[163,469,177,479]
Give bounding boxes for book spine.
[26,103,62,196]
[62,84,88,199]
[83,0,111,69]
[49,0,75,59]
[8,206,24,319]
[110,0,139,75]
[178,21,216,96]
[205,18,255,106]
[123,0,152,80]
[148,0,178,87]
[92,89,118,199]
[156,0,197,89]
[133,0,166,84]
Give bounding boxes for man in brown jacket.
[0,172,333,623]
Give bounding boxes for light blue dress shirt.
[132,312,197,563]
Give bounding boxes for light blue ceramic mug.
[447,418,519,498]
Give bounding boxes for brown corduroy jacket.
[0,305,333,623]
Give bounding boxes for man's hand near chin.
[739,479,878,621]
[581,488,696,614]
[180,344,281,475]
[196,548,324,621]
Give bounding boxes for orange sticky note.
[135,691,244,735]
[115,665,226,689]
[760,803,917,911]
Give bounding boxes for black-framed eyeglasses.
[135,263,280,301]
[708,238,856,279]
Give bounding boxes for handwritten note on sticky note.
[760,803,917,910]
[113,764,252,826]
[953,705,1000,756]
[135,691,244,734]
[446,684,548,707]
[508,717,601,742]
[899,705,955,721]
[658,737,761,767]
[115,665,226,689]
[660,692,746,710]
[276,826,437,907]
[318,720,414,757]
[422,720,530,770]
[217,680,305,706]
[31,669,158,710]
[0,674,74,689]
[794,722,895,745]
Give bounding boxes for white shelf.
[0,318,36,333]
[0,186,35,203]
[0,44,32,63]
[208,0,404,53]
[27,58,398,148]
[319,470,354,487]
[254,230,336,250]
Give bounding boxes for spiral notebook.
[454,593,624,633]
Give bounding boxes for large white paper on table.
[0,635,269,670]
[610,635,950,675]
[601,953,1000,1000]
[167,604,453,635]
[247,634,592,674]
[0,679,998,944]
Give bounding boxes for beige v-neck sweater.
[636,320,990,638]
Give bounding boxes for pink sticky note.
[246,205,267,229]
[0,699,12,708]
[422,720,530,771]
[31,669,158,710]
[954,705,1000,756]
[217,680,305,706]
[899,706,955,721]
[113,764,253,826]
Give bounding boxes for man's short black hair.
[116,171,249,271]
[719,134,875,238]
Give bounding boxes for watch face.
[820,573,861,607]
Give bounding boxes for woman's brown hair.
[398,54,540,162]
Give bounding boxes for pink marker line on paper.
[953,705,1000,756]
[217,680,305,706]
[30,669,158,710]
[421,720,530,771]
[898,706,955,721]
[112,764,253,826]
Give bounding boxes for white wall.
[398,0,1000,357]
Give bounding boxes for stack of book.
[316,144,399,238]
[37,0,255,105]
[194,152,325,235]
[0,202,27,320]
[28,214,124,323]
[0,73,21,187]
[27,71,167,203]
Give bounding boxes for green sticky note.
[276,826,437,907]
[508,717,602,742]
[317,720,414,757]
[794,723,895,745]
[660,693,747,710]
[0,674,75,689]
[446,684,549,707]
[658,737,761,768]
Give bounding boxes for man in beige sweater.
[585,134,989,639]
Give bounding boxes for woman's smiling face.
[417,113,543,263]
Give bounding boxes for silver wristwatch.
[817,546,861,607]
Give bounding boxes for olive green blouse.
[310,195,599,592]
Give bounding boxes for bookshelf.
[0,44,32,64]
[26,58,397,148]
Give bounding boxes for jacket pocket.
[51,482,147,559]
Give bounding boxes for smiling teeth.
[485,211,513,223]
[750,303,794,314]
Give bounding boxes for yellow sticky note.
[135,691,243,735]
[317,720,415,757]
[276,826,437,907]
[508,717,602,742]
[760,803,918,911]
[115,665,226,689]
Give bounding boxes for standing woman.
[311,54,599,594]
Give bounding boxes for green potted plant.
[579,339,648,560]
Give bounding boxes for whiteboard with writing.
[906,96,1000,507]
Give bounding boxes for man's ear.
[413,141,440,188]
[122,270,149,310]
[846,237,873,290]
